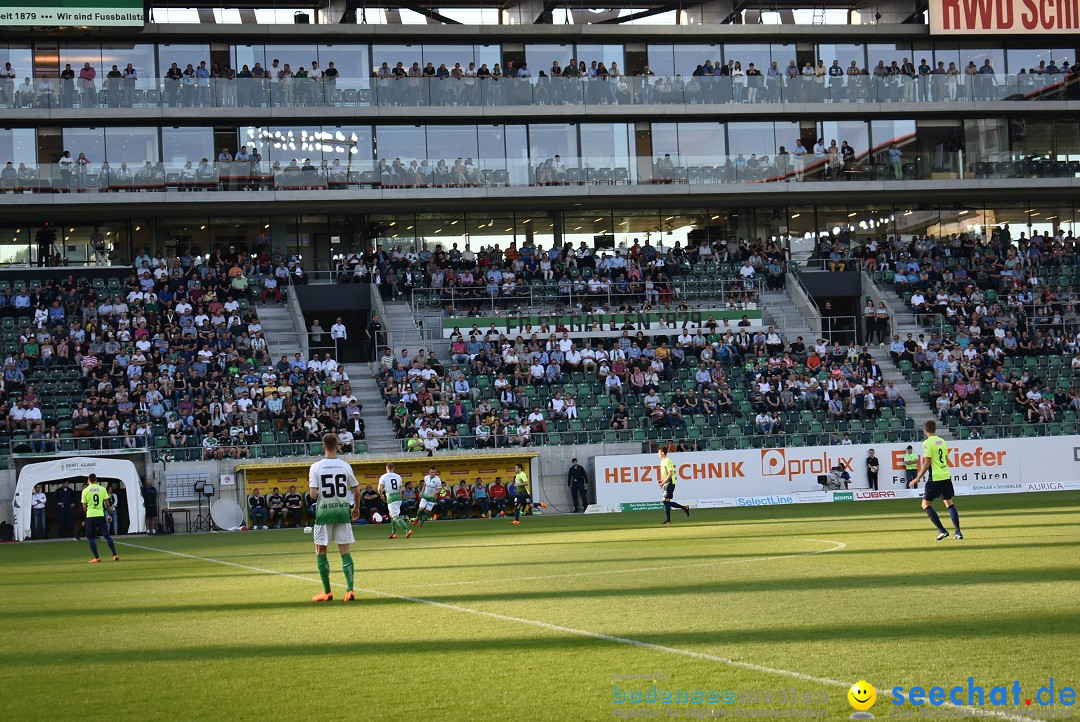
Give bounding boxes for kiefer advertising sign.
[929,0,1080,34]
[594,436,1080,510]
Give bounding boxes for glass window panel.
[646,45,675,77]
[324,125,374,165]
[819,120,870,157]
[375,125,427,163]
[0,128,36,166]
[729,122,798,159]
[580,123,631,171]
[867,42,914,75]
[100,43,155,87]
[106,127,158,164]
[816,43,865,74]
[651,123,680,156]
[870,119,917,163]
[676,122,725,160]
[372,44,421,72]
[319,44,368,82]
[157,44,210,76]
[476,126,507,175]
[525,44,575,75]
[958,45,1004,75]
[58,44,103,76]
[475,45,501,74]
[426,125,479,165]
[1056,120,1080,158]
[576,44,626,76]
[931,41,961,73]
[503,125,529,184]
[528,123,578,165]
[63,127,106,163]
[422,44,474,72]
[259,44,319,72]
[965,118,1009,166]
[726,45,777,76]
[162,127,214,164]
[671,44,720,77]
[0,44,33,84]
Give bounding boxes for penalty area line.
[114,540,1038,722]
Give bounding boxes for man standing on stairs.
[366,314,382,361]
[331,317,348,364]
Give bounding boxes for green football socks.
[341,553,354,592]
[316,553,331,594]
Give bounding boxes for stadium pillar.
[679,1,736,24]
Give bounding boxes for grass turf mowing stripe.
[115,540,1040,722]
[398,537,847,589]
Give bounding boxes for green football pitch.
[2,492,1078,721]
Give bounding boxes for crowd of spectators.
[857,223,1080,437]
[2,51,1071,111]
[3,52,1073,111]
[355,232,910,449]
[340,235,783,309]
[0,244,361,459]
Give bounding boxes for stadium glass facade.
[1,22,1078,269]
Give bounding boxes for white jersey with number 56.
[308,458,358,524]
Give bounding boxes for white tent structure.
[13,457,145,541]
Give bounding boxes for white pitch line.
[402,538,847,590]
[115,540,1039,722]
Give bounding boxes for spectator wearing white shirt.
[331,317,347,361]
[31,484,47,539]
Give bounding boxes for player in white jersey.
[378,462,412,539]
[307,433,360,602]
[415,466,442,527]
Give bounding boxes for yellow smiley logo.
[848,680,877,711]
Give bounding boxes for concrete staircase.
[760,288,814,345]
[345,362,401,455]
[255,302,304,362]
[382,299,427,351]
[343,299,428,456]
[865,280,951,439]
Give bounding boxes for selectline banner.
[595,435,1080,509]
[0,0,144,26]
[611,482,1080,512]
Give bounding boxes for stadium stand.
[0,253,366,469]
[855,227,1080,440]
[360,236,921,453]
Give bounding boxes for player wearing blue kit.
[911,419,963,541]
[308,433,361,602]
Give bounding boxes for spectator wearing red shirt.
[487,476,507,516]
[453,480,472,519]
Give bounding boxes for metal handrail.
[410,277,763,314]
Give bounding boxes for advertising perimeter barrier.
[595,436,1080,511]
